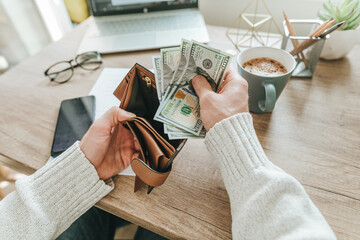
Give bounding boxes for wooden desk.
[0,19,359,239]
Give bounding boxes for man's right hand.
[192,69,249,131]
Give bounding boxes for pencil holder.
[281,19,328,78]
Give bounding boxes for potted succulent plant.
[318,0,360,60]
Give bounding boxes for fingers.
[224,66,235,79]
[218,69,248,94]
[217,69,235,93]
[132,152,140,160]
[97,107,136,130]
[217,77,230,93]
[192,75,214,98]
[133,138,141,152]
[115,107,136,122]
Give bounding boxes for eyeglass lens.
[76,52,102,70]
[47,61,73,83]
[45,51,102,83]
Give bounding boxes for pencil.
[310,20,335,37]
[283,12,309,68]
[290,20,336,56]
[318,21,345,38]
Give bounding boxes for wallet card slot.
[124,68,181,148]
[115,64,187,192]
[134,120,170,170]
[124,121,147,165]
[134,117,175,156]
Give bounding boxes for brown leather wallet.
[113,64,186,194]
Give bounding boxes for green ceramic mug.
[237,47,296,113]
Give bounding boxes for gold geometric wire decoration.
[227,0,283,51]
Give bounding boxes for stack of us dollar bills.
[152,39,232,140]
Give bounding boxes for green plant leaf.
[347,9,360,21]
[345,0,358,11]
[335,8,342,21]
[346,12,360,29]
[345,20,359,30]
[343,8,360,29]
[341,0,352,9]
[330,0,338,15]
[323,1,334,16]
[319,0,360,30]
[353,0,360,10]
[341,0,354,13]
[318,9,332,21]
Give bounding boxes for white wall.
[199,0,360,42]
[0,0,51,56]
[34,0,73,42]
[0,3,28,65]
[0,0,73,66]
[0,0,52,65]
[199,0,329,28]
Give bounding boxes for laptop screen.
[88,0,198,16]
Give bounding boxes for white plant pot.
[0,56,9,73]
[320,29,358,60]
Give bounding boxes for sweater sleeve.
[0,141,114,240]
[204,113,336,240]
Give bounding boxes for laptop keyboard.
[92,13,203,37]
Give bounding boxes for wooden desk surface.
[0,18,360,239]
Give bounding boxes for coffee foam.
[242,57,287,77]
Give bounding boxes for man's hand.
[192,68,249,131]
[80,107,140,180]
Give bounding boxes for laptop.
[78,0,209,54]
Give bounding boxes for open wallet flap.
[113,64,186,193]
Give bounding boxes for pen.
[290,20,337,56]
[319,21,345,38]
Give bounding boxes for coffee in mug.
[242,57,287,76]
[237,47,296,113]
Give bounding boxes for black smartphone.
[51,95,95,157]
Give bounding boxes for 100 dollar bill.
[154,41,232,135]
[162,39,191,101]
[156,40,192,136]
[152,56,162,102]
[160,47,180,98]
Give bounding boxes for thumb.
[99,107,135,129]
[192,75,213,98]
[115,108,136,122]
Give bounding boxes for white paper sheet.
[89,68,135,176]
[89,68,127,120]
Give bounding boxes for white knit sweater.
[0,143,114,239]
[0,113,336,239]
[205,113,336,239]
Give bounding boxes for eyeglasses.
[44,51,102,84]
